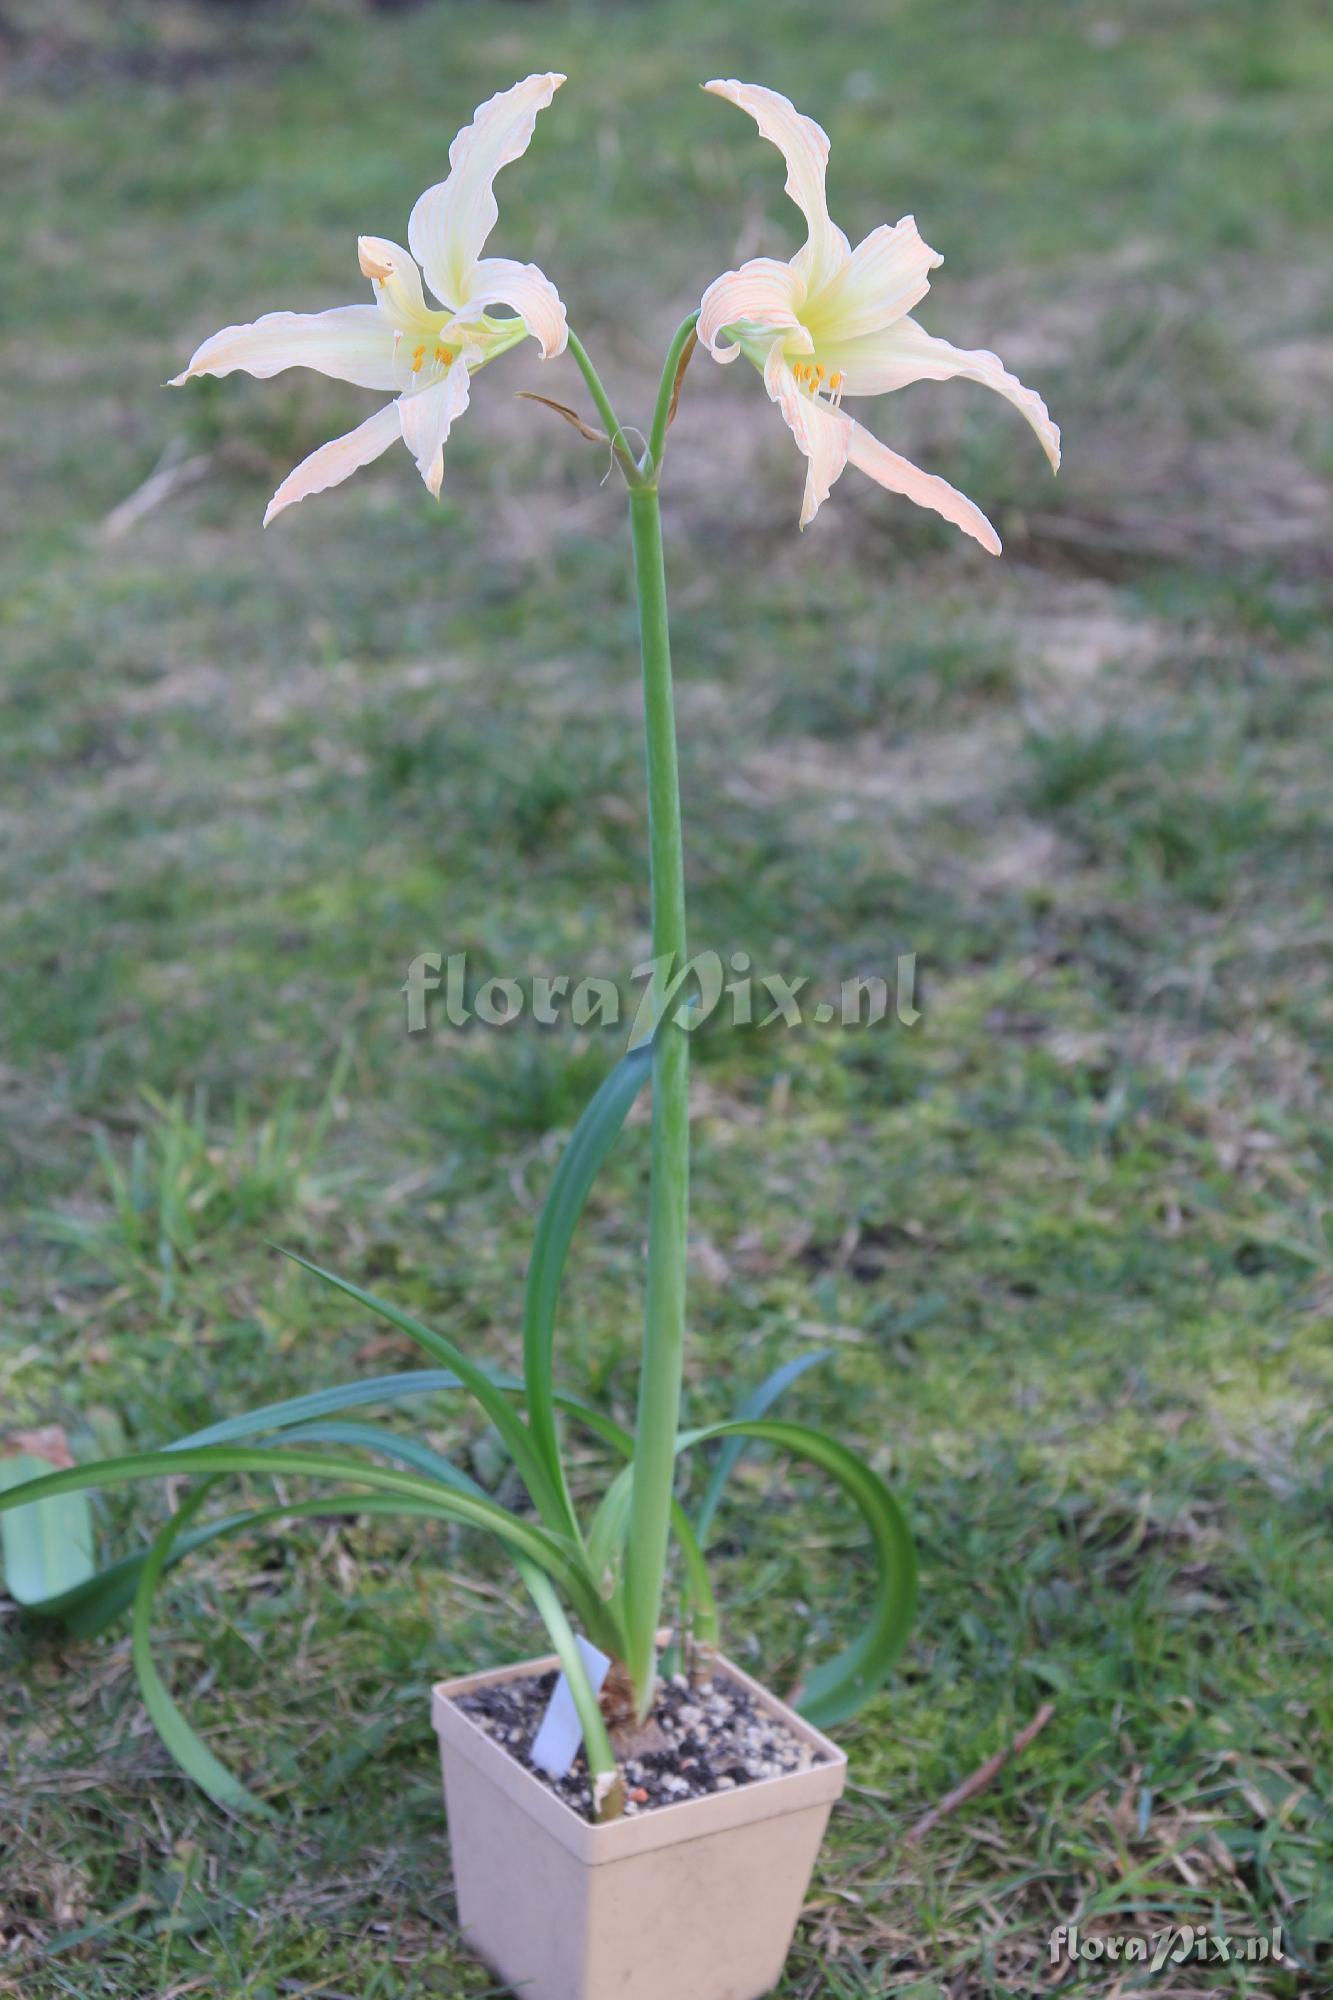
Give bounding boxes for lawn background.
[1,0,1330,1993]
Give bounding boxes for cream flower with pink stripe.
[171,74,568,523]
[699,79,1060,548]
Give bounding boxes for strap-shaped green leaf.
[670,1495,720,1653]
[676,1418,916,1726]
[121,1485,521,1811]
[275,1420,486,1498]
[0,1452,95,1608]
[586,1463,634,1617]
[125,1424,495,1814]
[0,1445,602,1631]
[555,1395,718,1659]
[693,1350,831,1547]
[166,1371,473,1450]
[45,1382,513,1638]
[130,1480,270,1815]
[517,1560,622,1820]
[522,1036,654,1545]
[36,1511,257,1638]
[278,1254,568,1534]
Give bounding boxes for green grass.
[2,0,1331,1994]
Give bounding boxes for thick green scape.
[2,0,1330,1993]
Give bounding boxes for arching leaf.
[121,1483,547,1812]
[0,1446,600,1629]
[277,1254,567,1533]
[45,1377,517,1637]
[677,1418,916,1726]
[275,1420,485,1498]
[130,1480,270,1815]
[166,1371,478,1450]
[693,1349,832,1547]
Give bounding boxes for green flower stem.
[566,331,644,479]
[647,311,701,474]
[550,324,696,1717]
[622,479,690,1718]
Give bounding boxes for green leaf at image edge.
[0,1452,95,1608]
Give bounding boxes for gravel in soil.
[453,1667,828,1822]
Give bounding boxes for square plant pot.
[432,1651,847,2000]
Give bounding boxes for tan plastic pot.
[432,1651,847,2000]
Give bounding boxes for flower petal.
[824,316,1061,470]
[171,305,401,392]
[396,362,473,498]
[845,423,1002,554]
[760,345,1002,548]
[704,79,850,296]
[462,256,567,358]
[802,216,941,343]
[358,236,432,329]
[263,402,402,526]
[698,256,808,360]
[764,344,851,528]
[408,72,565,310]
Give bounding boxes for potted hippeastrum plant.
[1,74,1057,2000]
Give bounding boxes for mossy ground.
[2,1,1330,1993]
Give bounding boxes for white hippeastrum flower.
[699,80,1060,550]
[171,74,568,524]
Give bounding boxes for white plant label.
[531,1638,612,1778]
